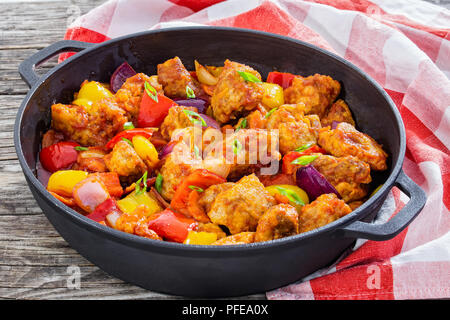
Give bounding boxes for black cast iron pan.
[15,27,426,297]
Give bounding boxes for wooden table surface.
[0,0,448,300]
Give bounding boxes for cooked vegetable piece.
[195,60,218,86]
[73,176,110,213]
[296,165,340,201]
[147,209,198,243]
[86,198,122,223]
[261,82,284,110]
[132,135,159,168]
[40,141,80,172]
[105,128,157,149]
[73,81,114,107]
[183,231,217,245]
[110,62,137,93]
[266,71,297,89]
[265,184,309,212]
[282,145,326,174]
[47,170,89,197]
[137,89,178,128]
[116,190,162,216]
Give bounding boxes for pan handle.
[336,170,426,241]
[19,40,95,88]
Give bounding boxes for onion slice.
[110,61,137,93]
[173,98,207,113]
[199,114,220,130]
[296,165,340,201]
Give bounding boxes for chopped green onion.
[123,121,135,130]
[155,173,163,193]
[74,146,88,151]
[122,137,133,147]
[235,118,247,132]
[188,185,204,193]
[237,71,261,83]
[183,109,207,127]
[144,81,158,102]
[186,85,196,99]
[290,155,318,165]
[135,171,148,195]
[275,187,305,206]
[232,139,242,155]
[295,143,313,152]
[265,107,278,119]
[193,144,200,158]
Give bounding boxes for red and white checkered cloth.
[61,0,450,300]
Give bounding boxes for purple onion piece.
[331,121,341,130]
[296,165,340,201]
[159,141,176,159]
[174,98,207,113]
[199,113,220,130]
[110,62,137,93]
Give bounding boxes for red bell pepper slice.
[266,71,297,89]
[39,141,80,172]
[105,128,157,149]
[147,209,198,243]
[170,169,226,217]
[282,145,327,174]
[86,198,121,223]
[137,91,178,128]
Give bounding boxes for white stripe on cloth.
[206,0,262,21]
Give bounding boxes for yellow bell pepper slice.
[116,190,162,216]
[132,135,159,168]
[72,98,93,110]
[74,81,113,106]
[265,184,309,212]
[47,170,89,197]
[261,82,284,110]
[183,231,218,245]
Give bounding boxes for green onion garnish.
[135,171,148,195]
[237,71,261,83]
[265,107,278,119]
[232,139,242,155]
[188,185,204,193]
[290,155,318,165]
[186,85,196,99]
[235,118,247,132]
[144,81,158,102]
[123,121,135,130]
[122,137,133,147]
[74,146,88,151]
[295,143,313,152]
[155,173,163,193]
[194,144,200,158]
[183,109,207,127]
[275,187,305,206]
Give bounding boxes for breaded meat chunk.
[284,74,340,117]
[160,105,198,140]
[255,204,299,242]
[212,232,255,245]
[299,193,352,233]
[266,104,321,154]
[157,56,202,98]
[207,174,276,234]
[51,98,128,147]
[210,60,264,123]
[318,122,388,171]
[312,154,371,202]
[115,73,163,124]
[103,140,147,177]
[198,183,235,214]
[321,99,355,128]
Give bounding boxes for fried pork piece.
[266,104,321,154]
[160,105,198,140]
[198,183,235,213]
[312,154,371,202]
[207,174,276,234]
[255,204,299,242]
[321,99,355,127]
[104,140,147,177]
[51,98,128,147]
[212,232,255,245]
[318,122,388,171]
[210,59,264,123]
[284,74,341,117]
[41,129,65,148]
[299,193,352,233]
[157,56,202,98]
[115,73,163,124]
